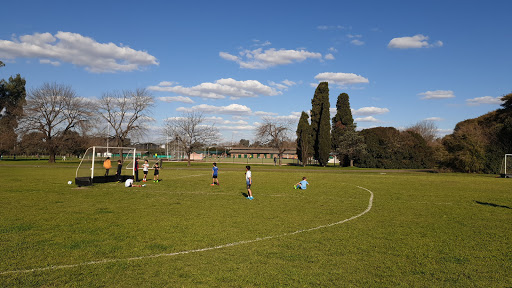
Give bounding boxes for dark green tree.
[500,92,512,110]
[0,70,27,156]
[310,82,331,166]
[238,139,250,147]
[331,92,356,166]
[359,127,434,169]
[296,111,312,166]
[336,129,366,167]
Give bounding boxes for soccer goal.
[75,146,136,186]
[500,154,512,178]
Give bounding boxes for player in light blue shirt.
[294,177,309,190]
[211,162,219,186]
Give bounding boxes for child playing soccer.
[103,157,112,176]
[246,165,253,200]
[211,162,219,186]
[153,162,160,182]
[125,178,145,187]
[116,160,122,182]
[294,177,309,190]
[142,159,149,182]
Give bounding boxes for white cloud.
[388,34,443,49]
[39,59,60,66]
[220,48,322,69]
[216,125,256,131]
[324,53,335,60]
[254,111,278,116]
[355,116,380,122]
[328,47,338,53]
[419,90,455,100]
[0,31,158,72]
[158,81,175,87]
[437,128,453,136]
[157,96,194,104]
[176,104,252,116]
[204,116,224,122]
[251,40,272,47]
[148,78,280,99]
[350,39,365,46]
[466,96,503,106]
[224,119,249,125]
[424,117,443,121]
[219,52,239,62]
[352,107,390,116]
[282,79,296,86]
[269,79,297,90]
[317,25,346,30]
[269,81,288,90]
[315,72,369,86]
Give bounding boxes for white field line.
[0,185,374,275]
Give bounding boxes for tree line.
[295,82,512,173]
[1,63,510,172]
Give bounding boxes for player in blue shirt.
[294,177,309,190]
[211,162,219,186]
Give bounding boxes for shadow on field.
[475,201,511,209]
[241,192,248,198]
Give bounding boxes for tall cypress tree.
[310,82,331,166]
[296,111,312,166]
[331,93,355,165]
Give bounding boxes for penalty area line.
[0,185,374,275]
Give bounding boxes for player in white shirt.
[142,160,150,182]
[125,178,144,187]
[245,165,253,200]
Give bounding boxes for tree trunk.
[350,159,354,167]
[187,152,191,166]
[49,150,56,163]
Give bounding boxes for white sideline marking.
[0,185,374,275]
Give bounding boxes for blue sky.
[1,0,511,144]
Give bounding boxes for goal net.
[75,146,136,186]
[500,154,512,178]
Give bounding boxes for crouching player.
[294,177,309,190]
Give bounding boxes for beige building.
[228,147,297,159]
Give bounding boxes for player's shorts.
[246,180,251,189]
[144,171,148,175]
[212,175,217,179]
[154,170,159,176]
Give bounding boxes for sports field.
[1,161,511,287]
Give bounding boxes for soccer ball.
[68,181,72,185]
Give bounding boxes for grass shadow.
[475,201,511,209]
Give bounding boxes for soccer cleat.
[142,184,146,187]
[210,184,215,186]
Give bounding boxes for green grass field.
[0,161,511,287]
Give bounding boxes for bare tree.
[97,88,154,148]
[165,112,219,166]
[407,120,439,144]
[21,82,93,163]
[256,117,293,166]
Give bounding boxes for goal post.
[500,154,512,178]
[75,146,137,186]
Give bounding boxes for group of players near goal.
[105,158,309,199]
